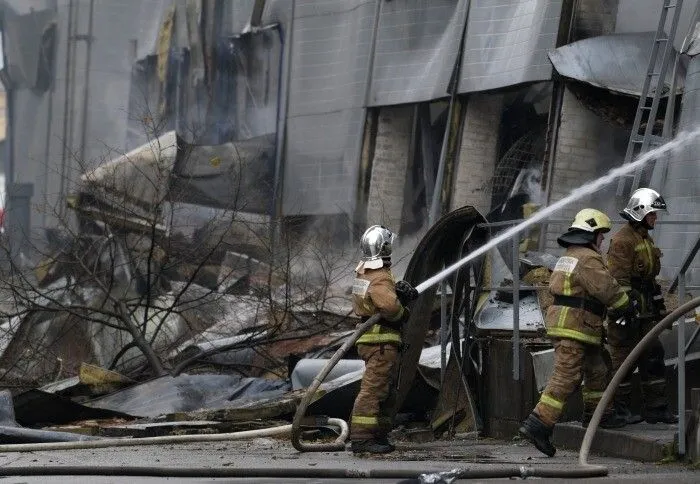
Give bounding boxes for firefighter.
[349,225,418,454]
[519,209,633,457]
[606,188,678,425]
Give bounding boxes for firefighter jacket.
[607,223,662,315]
[352,265,405,345]
[546,245,629,345]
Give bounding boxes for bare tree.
[0,114,358,389]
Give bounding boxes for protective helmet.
[557,208,611,247]
[569,208,612,233]
[360,225,395,262]
[620,188,667,222]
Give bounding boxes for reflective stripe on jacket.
[352,265,404,344]
[546,246,629,345]
[607,223,662,312]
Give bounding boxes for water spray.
[415,126,700,294]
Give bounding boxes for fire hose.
[2,300,696,480]
[579,296,700,465]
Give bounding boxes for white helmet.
[621,188,667,222]
[359,225,395,262]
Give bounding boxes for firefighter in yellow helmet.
[519,209,633,457]
[606,188,677,425]
[349,225,418,454]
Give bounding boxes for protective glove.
[651,282,667,316]
[609,299,638,327]
[395,280,419,306]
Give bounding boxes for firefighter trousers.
[606,317,667,411]
[534,338,610,427]
[350,343,400,441]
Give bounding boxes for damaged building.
[0,0,699,453]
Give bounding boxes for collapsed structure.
[0,0,698,455]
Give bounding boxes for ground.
[0,433,697,483]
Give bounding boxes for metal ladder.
[616,0,684,197]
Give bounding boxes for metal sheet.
[290,359,365,390]
[368,0,467,107]
[87,374,290,418]
[459,0,562,93]
[281,0,376,215]
[397,206,490,413]
[652,53,700,287]
[171,134,276,213]
[475,294,545,332]
[0,2,56,89]
[549,32,685,97]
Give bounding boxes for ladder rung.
[664,3,677,9]
[648,71,661,77]
[655,37,669,42]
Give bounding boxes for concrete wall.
[451,93,504,214]
[366,105,413,232]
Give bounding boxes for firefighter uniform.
[350,264,406,443]
[534,245,629,426]
[606,222,669,415]
[519,208,630,457]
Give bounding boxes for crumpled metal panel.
[396,206,490,412]
[132,0,174,61]
[171,134,276,212]
[0,0,56,89]
[87,374,290,418]
[549,32,685,97]
[459,0,562,93]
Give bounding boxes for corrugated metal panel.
[367,0,466,107]
[459,0,562,93]
[282,0,376,215]
[653,53,700,287]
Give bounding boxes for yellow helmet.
[569,208,612,233]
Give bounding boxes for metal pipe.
[0,464,607,479]
[440,279,448,384]
[512,236,520,380]
[78,0,95,166]
[677,272,687,455]
[668,234,700,293]
[428,0,470,225]
[270,2,294,249]
[59,0,75,220]
[579,296,700,465]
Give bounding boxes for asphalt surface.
[0,434,697,483]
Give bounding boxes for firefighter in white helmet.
[606,188,677,425]
[519,209,633,457]
[349,225,417,454]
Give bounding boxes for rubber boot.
[374,435,396,452]
[518,413,556,457]
[614,402,643,425]
[581,411,627,429]
[642,406,678,424]
[350,439,395,454]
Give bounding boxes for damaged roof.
[548,32,686,97]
